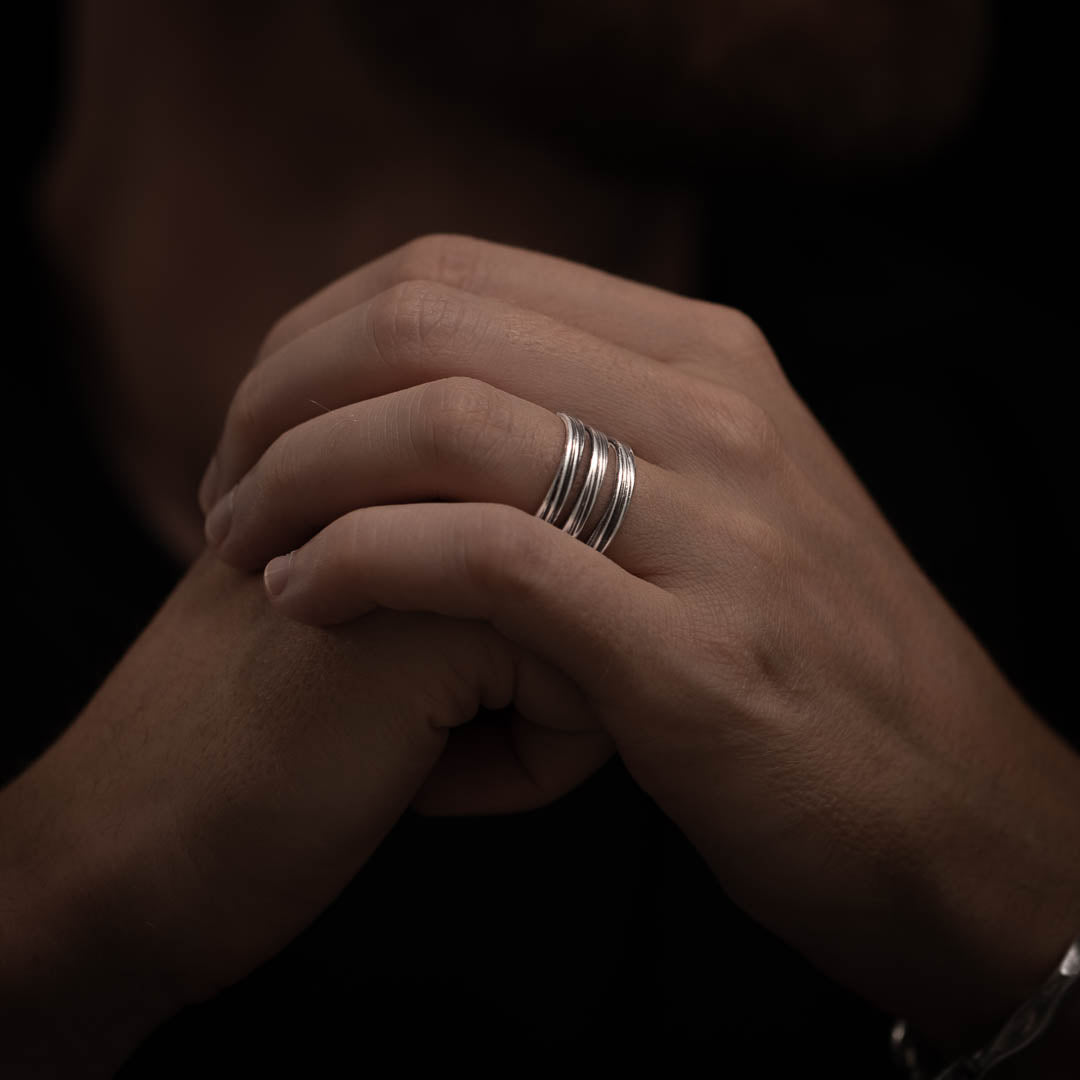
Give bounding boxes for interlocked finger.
[206,376,691,583]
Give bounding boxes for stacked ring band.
[534,412,636,556]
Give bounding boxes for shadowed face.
[344,0,986,173]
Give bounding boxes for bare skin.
[1,553,567,1076]
[201,234,1080,1071]
[9,2,1075,1077]
[36,0,985,565]
[37,1,707,565]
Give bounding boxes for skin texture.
[200,234,1080,1063]
[1,550,600,1075]
[11,2,1074,1076]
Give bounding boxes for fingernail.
[264,553,293,597]
[204,488,235,547]
[198,455,219,514]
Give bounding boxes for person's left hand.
[199,234,1080,1051]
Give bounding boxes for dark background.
[13,0,1073,742]
[6,2,1075,1075]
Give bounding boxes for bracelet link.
[891,936,1080,1080]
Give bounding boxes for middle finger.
[206,376,693,584]
[208,281,715,508]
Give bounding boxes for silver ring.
[562,423,608,539]
[535,413,586,526]
[534,412,636,557]
[585,438,635,555]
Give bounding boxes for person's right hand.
[196,233,1080,1071]
[0,548,611,1076]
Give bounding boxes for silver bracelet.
[890,936,1080,1079]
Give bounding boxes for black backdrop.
[13,0,1072,744]
[6,3,1076,1076]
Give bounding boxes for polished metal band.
[586,436,635,555]
[535,412,587,525]
[563,422,609,539]
[535,412,636,556]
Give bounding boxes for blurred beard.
[338,0,986,180]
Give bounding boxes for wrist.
[998,974,1080,1080]
[889,717,1080,1057]
[893,937,1080,1080]
[1,764,184,1076]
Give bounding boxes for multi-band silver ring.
[534,412,636,556]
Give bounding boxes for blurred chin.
[343,0,987,176]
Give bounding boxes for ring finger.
[205,375,694,584]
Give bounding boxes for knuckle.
[225,367,267,461]
[731,509,792,585]
[725,389,784,461]
[697,385,785,468]
[370,278,473,361]
[414,376,511,466]
[691,302,784,379]
[393,233,492,294]
[709,304,769,354]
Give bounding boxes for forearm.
[0,770,181,1078]
[0,552,476,1074]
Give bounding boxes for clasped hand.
[197,234,1079,1047]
